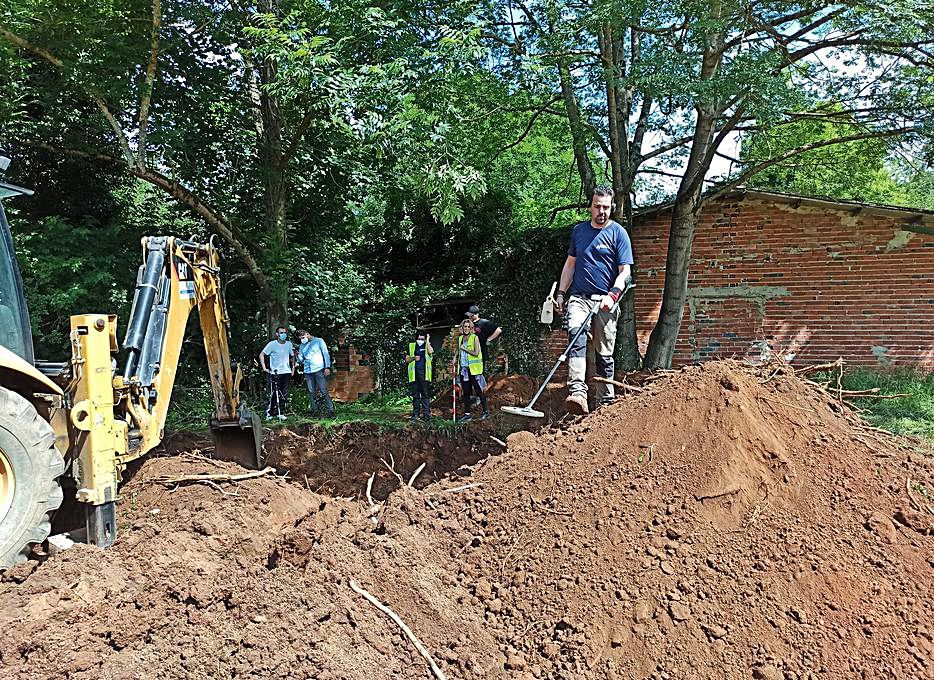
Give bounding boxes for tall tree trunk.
[643,200,700,368]
[644,5,724,369]
[643,104,719,368]
[256,10,290,332]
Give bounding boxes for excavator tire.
[0,386,65,569]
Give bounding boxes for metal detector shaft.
[522,305,598,410]
[507,279,635,416]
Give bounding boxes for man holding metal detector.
[554,185,633,415]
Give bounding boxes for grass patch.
[165,380,464,435]
[819,368,934,446]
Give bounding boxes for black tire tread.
[0,386,65,569]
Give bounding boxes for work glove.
[554,292,566,316]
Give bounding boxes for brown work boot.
[564,393,589,415]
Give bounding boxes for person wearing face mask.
[404,330,433,423]
[298,330,334,418]
[457,319,489,422]
[259,325,295,421]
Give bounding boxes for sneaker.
[479,411,490,421]
[564,393,589,415]
[277,414,287,421]
[421,415,431,422]
[410,415,418,424]
[458,413,473,422]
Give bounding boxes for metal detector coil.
[502,280,635,419]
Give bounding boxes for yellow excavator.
[0,177,262,568]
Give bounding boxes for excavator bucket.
[210,407,263,469]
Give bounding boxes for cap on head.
[467,305,480,316]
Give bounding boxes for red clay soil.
[1,360,932,679]
[264,422,501,500]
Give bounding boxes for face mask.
[278,332,287,341]
[301,337,310,344]
[416,340,425,347]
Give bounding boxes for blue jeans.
[304,370,334,416]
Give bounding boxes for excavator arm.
[68,236,262,545]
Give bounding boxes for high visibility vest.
[407,342,433,382]
[460,334,483,376]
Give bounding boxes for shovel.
[501,281,634,419]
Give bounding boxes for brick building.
[547,189,934,371]
[328,335,375,402]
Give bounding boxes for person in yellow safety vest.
[457,319,489,422]
[405,330,433,423]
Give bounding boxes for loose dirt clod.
[1,360,931,679]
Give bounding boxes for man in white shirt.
[258,325,295,420]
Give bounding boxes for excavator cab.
[0,181,34,364]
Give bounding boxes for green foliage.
[742,113,915,205]
[482,225,571,377]
[3,0,934,388]
[839,369,934,446]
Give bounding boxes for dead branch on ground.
[906,478,934,516]
[348,580,448,680]
[695,486,742,501]
[529,495,573,516]
[490,436,507,449]
[760,396,817,414]
[593,375,644,392]
[408,462,427,488]
[151,466,276,488]
[793,358,844,377]
[429,482,482,495]
[379,453,405,485]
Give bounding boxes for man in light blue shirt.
[298,330,334,417]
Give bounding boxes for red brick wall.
[329,342,374,402]
[545,195,934,371]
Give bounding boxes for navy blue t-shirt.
[413,344,427,379]
[568,220,633,296]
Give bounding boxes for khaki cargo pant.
[566,295,620,405]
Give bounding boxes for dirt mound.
[0,456,496,679]
[425,361,934,678]
[1,360,931,679]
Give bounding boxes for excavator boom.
[68,236,263,545]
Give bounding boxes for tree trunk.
[643,200,700,369]
[615,269,642,370]
[256,13,290,332]
[644,5,724,370]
